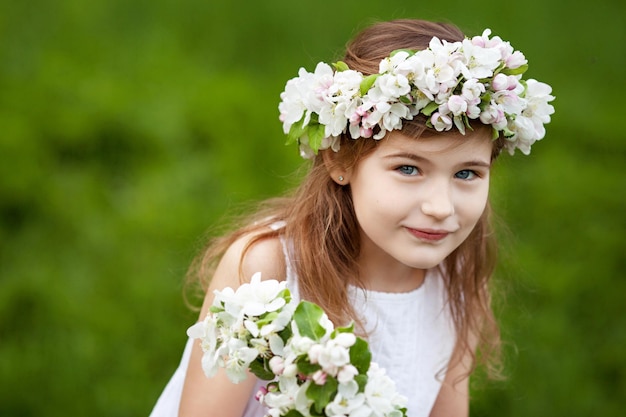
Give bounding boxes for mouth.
[406,227,451,242]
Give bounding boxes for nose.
[421,182,455,219]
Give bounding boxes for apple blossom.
[431,112,453,131]
[188,275,409,417]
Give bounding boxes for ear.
[322,149,350,185]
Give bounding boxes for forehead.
[378,129,494,158]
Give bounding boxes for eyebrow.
[384,152,492,168]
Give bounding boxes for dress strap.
[269,221,300,301]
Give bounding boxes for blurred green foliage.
[0,0,624,415]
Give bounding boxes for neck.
[356,254,426,293]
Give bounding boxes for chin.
[405,257,445,270]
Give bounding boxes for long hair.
[188,19,503,379]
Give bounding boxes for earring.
[338,176,344,182]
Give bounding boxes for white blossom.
[234,273,287,317]
[337,364,359,384]
[364,363,408,416]
[325,380,367,417]
[460,38,502,79]
[370,73,411,99]
[264,377,312,416]
[378,50,412,74]
[493,89,527,115]
[316,342,351,375]
[224,338,258,383]
[524,79,556,125]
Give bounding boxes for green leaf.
[491,62,507,77]
[492,127,500,140]
[421,101,439,116]
[248,358,276,380]
[349,337,371,374]
[464,115,473,130]
[286,117,306,146]
[256,311,278,327]
[359,74,379,96]
[294,301,327,340]
[333,323,354,336]
[284,410,306,417]
[501,64,528,76]
[208,305,223,313]
[332,61,350,72]
[306,376,338,414]
[354,374,368,391]
[308,407,324,417]
[278,288,292,304]
[296,355,321,375]
[480,92,492,106]
[307,124,326,154]
[458,114,472,132]
[279,324,293,344]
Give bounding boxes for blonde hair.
[188,19,503,379]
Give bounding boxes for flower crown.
[279,29,555,158]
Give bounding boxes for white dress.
[150,239,456,417]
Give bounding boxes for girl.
[151,19,554,417]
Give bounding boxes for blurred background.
[0,0,624,415]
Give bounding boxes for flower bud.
[269,356,285,375]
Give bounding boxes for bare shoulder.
[210,228,287,293]
[182,228,286,417]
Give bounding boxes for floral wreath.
[279,29,555,158]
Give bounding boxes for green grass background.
[0,0,624,415]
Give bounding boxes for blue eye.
[397,165,419,176]
[455,170,476,180]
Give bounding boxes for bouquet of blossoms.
[187,272,408,417]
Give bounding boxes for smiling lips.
[406,227,451,242]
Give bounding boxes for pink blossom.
[494,90,526,115]
[255,386,268,401]
[269,356,285,375]
[492,73,521,92]
[480,105,507,130]
[506,50,527,69]
[431,112,453,131]
[447,95,468,116]
[312,370,327,385]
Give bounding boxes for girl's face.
[347,129,493,276]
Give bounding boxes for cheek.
[457,186,490,225]
[351,178,408,221]
[351,187,385,222]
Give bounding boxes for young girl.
[151,18,554,417]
